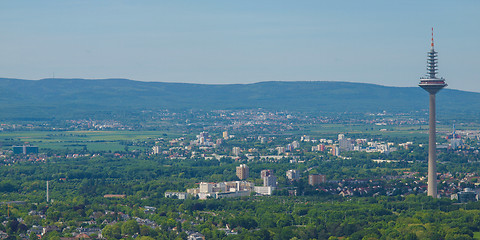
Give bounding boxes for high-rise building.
[152,146,160,154]
[308,174,326,186]
[312,144,325,152]
[419,29,447,198]
[195,131,212,146]
[263,175,277,187]
[236,164,249,180]
[260,169,276,187]
[319,144,325,151]
[286,144,293,152]
[223,131,229,140]
[261,169,273,178]
[286,169,300,181]
[277,147,285,155]
[339,138,354,151]
[331,145,340,156]
[232,147,241,156]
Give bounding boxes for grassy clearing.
[474,232,480,239]
[0,130,181,152]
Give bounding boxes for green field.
[0,122,468,152]
[0,130,182,152]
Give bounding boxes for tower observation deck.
[419,29,447,94]
[419,28,447,198]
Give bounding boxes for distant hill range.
[0,78,479,121]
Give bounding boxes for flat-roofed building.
[164,192,187,199]
[199,182,213,193]
[13,145,38,154]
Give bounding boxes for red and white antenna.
[431,27,434,48]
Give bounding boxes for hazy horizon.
[1,1,479,92]
[4,77,480,95]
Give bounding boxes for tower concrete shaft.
[427,93,437,197]
[419,28,446,198]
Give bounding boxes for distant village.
[1,109,480,240]
[2,121,480,203]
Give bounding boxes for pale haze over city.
[0,0,479,92]
[4,2,480,240]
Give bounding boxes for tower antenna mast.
[431,27,434,48]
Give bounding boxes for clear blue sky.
[1,1,479,92]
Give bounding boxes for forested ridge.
[1,78,480,121]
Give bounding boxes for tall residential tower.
[236,164,249,180]
[418,28,447,198]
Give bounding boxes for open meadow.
[0,130,182,152]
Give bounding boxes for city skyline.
[1,1,479,92]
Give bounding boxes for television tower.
[419,28,447,198]
[46,181,50,203]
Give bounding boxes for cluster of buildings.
[64,119,129,130]
[166,164,335,200]
[189,131,235,148]
[165,160,480,203]
[187,181,254,199]
[191,131,216,147]
[147,127,479,165]
[166,165,287,199]
[166,180,256,200]
[450,188,479,203]
[310,134,400,156]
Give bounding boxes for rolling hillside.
[0,78,479,120]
